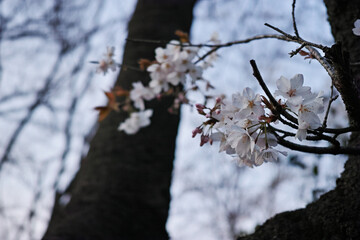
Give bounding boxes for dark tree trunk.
[43,0,196,239]
[238,1,360,240]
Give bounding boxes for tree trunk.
[238,1,360,240]
[43,0,196,239]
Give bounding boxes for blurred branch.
[0,55,62,172]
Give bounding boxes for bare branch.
[264,23,328,51]
[321,93,338,129]
[305,46,335,79]
[274,132,360,155]
[289,43,306,58]
[0,55,62,172]
[291,0,300,37]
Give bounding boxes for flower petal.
[276,76,290,93]
[290,74,304,89]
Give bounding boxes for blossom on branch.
[130,82,155,110]
[193,88,286,167]
[96,46,117,75]
[274,74,311,106]
[274,75,324,141]
[118,109,153,134]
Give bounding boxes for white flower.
[147,63,171,94]
[233,155,256,168]
[353,19,360,36]
[182,45,199,60]
[130,82,155,110]
[96,46,117,75]
[293,92,324,141]
[236,117,259,129]
[274,74,311,106]
[210,132,235,154]
[96,59,117,75]
[166,40,182,56]
[295,122,309,141]
[188,65,203,82]
[174,51,193,72]
[255,148,287,166]
[118,109,153,134]
[155,47,172,63]
[292,92,324,141]
[256,133,277,149]
[236,87,264,119]
[227,126,255,157]
[166,71,186,86]
[96,59,109,75]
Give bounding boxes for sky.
[0,0,350,239]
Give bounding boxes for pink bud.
[205,113,211,118]
[195,103,205,109]
[200,134,210,146]
[215,109,221,115]
[192,127,202,138]
[197,108,206,115]
[216,97,222,103]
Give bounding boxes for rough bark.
[43,0,196,239]
[238,1,360,240]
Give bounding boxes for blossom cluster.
[96,46,117,75]
[94,36,327,168]
[193,88,285,167]
[193,74,324,167]
[95,34,219,134]
[275,74,324,141]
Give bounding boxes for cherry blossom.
[193,70,326,167]
[274,74,311,106]
[236,87,265,119]
[294,92,324,141]
[118,109,153,134]
[226,126,255,157]
[96,46,117,75]
[130,82,155,110]
[255,148,287,166]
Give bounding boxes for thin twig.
[321,93,338,129]
[292,0,300,37]
[305,46,335,79]
[278,115,298,130]
[289,43,306,58]
[264,23,327,50]
[125,38,169,45]
[89,61,143,72]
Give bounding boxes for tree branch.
[291,0,300,37]
[274,132,360,155]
